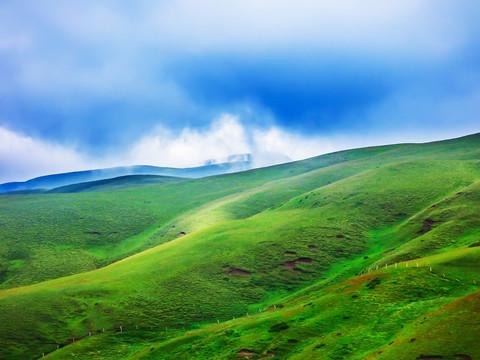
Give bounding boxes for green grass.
[1,154,363,288]
[40,249,480,360]
[47,174,187,193]
[1,133,480,359]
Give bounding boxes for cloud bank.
[2,114,475,183]
[0,126,92,182]
[0,115,330,182]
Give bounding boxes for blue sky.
[1,1,480,182]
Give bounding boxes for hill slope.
[0,133,480,359]
[46,175,186,193]
[0,147,383,289]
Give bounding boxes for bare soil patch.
[237,349,257,355]
[228,269,251,276]
[455,355,472,360]
[418,218,438,234]
[284,257,313,269]
[284,261,296,269]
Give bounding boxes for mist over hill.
[0,155,254,193]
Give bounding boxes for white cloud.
[127,115,354,169]
[0,126,96,182]
[0,115,336,182]
[1,0,477,97]
[252,127,334,166]
[1,113,478,184]
[128,114,252,167]
[148,0,458,56]
[22,0,470,55]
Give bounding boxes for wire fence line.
[34,307,270,359]
[35,262,478,359]
[357,260,479,286]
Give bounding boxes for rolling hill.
[46,175,186,194]
[0,133,479,359]
[0,156,253,194]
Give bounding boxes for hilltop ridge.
[0,156,253,193]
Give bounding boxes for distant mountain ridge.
[5,175,184,194]
[0,156,253,193]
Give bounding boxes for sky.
[1,1,480,183]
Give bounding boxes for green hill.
[0,133,479,359]
[0,147,388,289]
[46,175,186,193]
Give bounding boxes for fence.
[35,261,478,359]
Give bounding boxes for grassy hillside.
[24,249,479,360]
[0,152,363,289]
[123,249,479,360]
[0,134,479,359]
[0,142,416,289]
[46,175,186,193]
